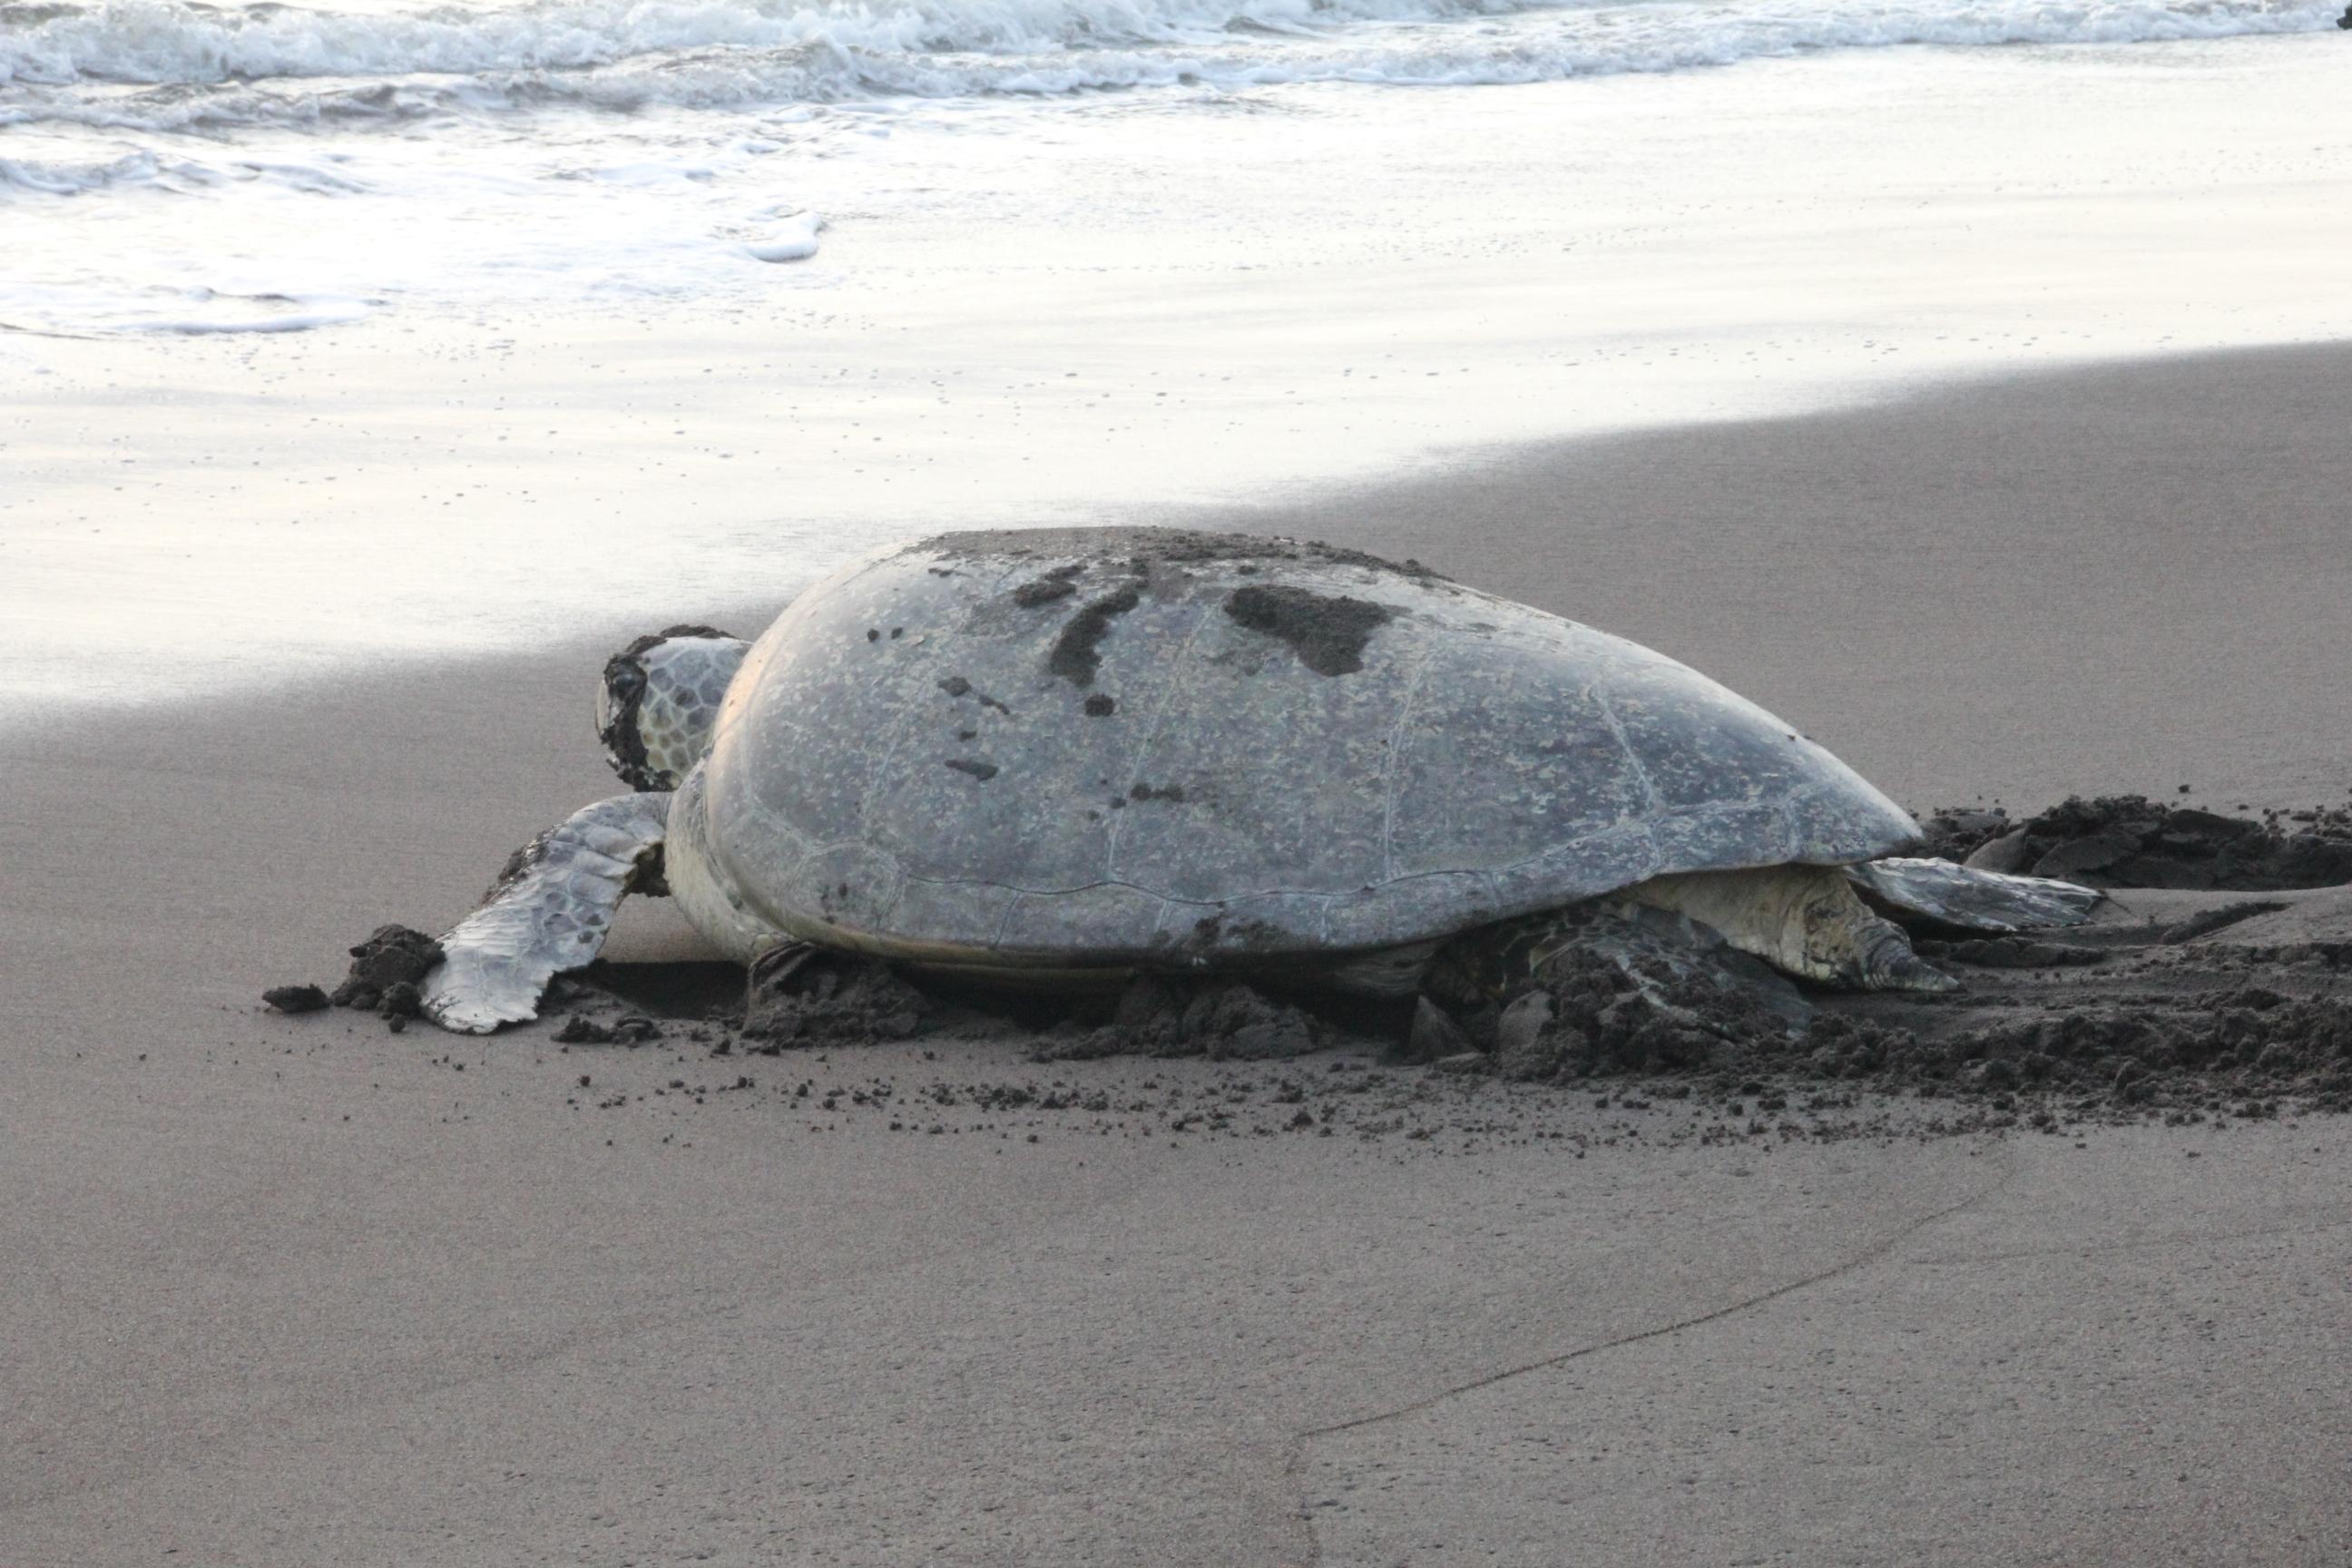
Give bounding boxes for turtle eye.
[598,659,646,739]
[597,652,661,790]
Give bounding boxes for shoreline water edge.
[8,31,2352,715]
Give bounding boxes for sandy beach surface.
[8,344,2352,1564]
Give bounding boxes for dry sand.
[6,345,2352,1565]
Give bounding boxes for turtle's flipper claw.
[421,793,672,1035]
[1858,925,1961,994]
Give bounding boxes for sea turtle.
[421,527,2100,1035]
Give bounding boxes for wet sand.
[7,345,2352,1564]
[14,32,2352,722]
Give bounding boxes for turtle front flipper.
[1622,864,1958,993]
[423,792,672,1034]
[1846,857,2104,933]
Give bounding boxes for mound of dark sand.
[554,1012,662,1045]
[1918,795,2352,889]
[740,950,932,1048]
[1403,908,2351,1121]
[275,799,2352,1135]
[268,924,443,1029]
[1416,901,1816,1079]
[1027,975,1325,1062]
[262,984,329,1014]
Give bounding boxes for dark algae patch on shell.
[1222,583,1396,676]
[936,675,1011,714]
[1045,583,1142,687]
[1011,564,1084,607]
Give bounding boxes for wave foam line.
[0,0,2338,120]
[10,0,1526,86]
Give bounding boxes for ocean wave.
[1,0,2337,125]
[0,143,158,187]
[0,139,371,191]
[1,0,1520,87]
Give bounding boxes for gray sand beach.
[7,346,2352,1564]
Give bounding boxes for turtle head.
[596,625,750,791]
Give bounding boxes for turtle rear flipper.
[424,793,671,1034]
[1624,864,1958,993]
[1847,857,2104,933]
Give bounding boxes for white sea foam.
[2,0,2338,130]
[744,210,819,260]
[0,277,375,332]
[121,295,374,332]
[4,0,2340,337]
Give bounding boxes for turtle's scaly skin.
[424,792,671,1033]
[1623,864,1954,991]
[596,627,748,791]
[664,528,1921,975]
